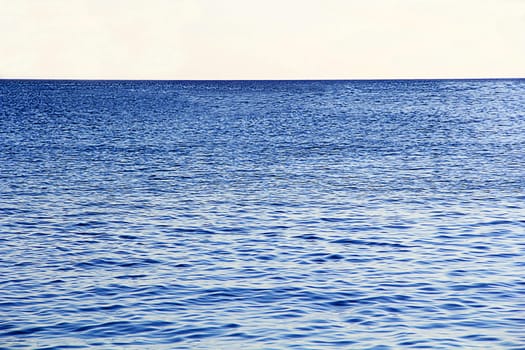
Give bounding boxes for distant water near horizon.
[1,79,524,349]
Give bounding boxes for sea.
[0,79,524,349]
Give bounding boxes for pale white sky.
[1,0,524,79]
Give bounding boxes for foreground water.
[1,79,524,349]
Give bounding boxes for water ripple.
[1,79,525,349]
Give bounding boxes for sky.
[1,0,524,79]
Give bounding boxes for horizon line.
[1,77,524,82]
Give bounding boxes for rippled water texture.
[1,79,524,349]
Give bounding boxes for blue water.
[1,79,524,349]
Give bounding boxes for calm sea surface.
[1,79,524,349]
